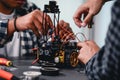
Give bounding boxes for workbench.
[2,58,88,80]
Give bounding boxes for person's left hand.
[77,40,100,64]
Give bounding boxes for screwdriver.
[0,69,20,80]
[0,58,15,67]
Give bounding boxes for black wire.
[57,12,60,37]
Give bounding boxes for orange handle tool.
[0,58,13,66]
[0,69,13,80]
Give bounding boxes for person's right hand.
[8,9,53,38]
[73,0,105,27]
[58,20,75,41]
[51,20,75,42]
[77,40,100,64]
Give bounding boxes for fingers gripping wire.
[51,13,87,43]
[59,26,87,49]
[59,32,87,50]
[62,32,87,44]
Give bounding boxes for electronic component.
[33,1,79,68]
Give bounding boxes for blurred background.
[28,0,114,47]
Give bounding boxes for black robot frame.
[34,1,79,68]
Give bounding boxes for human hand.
[14,9,53,38]
[77,40,100,64]
[52,20,75,42]
[73,0,105,27]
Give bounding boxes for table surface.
[6,59,88,80]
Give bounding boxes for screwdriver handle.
[0,58,13,66]
[0,69,13,80]
[0,69,20,80]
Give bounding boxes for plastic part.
[41,67,59,76]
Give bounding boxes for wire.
[60,32,87,49]
[75,32,87,42]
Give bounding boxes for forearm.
[85,47,106,80]
[85,2,120,79]
[7,19,16,37]
[0,19,15,47]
